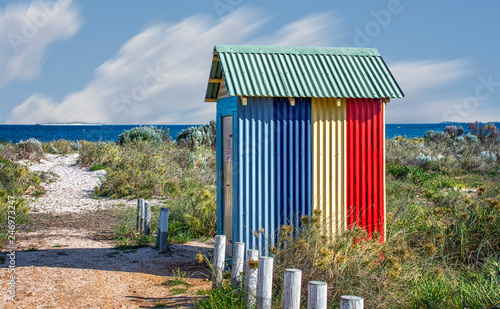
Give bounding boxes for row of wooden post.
[136,199,170,253]
[213,235,364,309]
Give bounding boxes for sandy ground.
[1,154,213,308]
[25,153,132,213]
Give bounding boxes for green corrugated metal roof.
[204,45,404,101]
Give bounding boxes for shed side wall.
[346,98,385,241]
[311,98,346,237]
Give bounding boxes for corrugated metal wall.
[311,98,346,237]
[346,98,385,241]
[237,97,312,254]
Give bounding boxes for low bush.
[0,159,44,247]
[177,121,216,149]
[42,139,77,154]
[117,126,167,146]
[16,138,44,161]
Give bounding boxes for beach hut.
[204,45,404,255]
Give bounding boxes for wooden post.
[158,208,170,253]
[282,269,302,309]
[244,249,259,308]
[231,242,245,288]
[136,198,143,231]
[144,200,151,236]
[340,296,363,309]
[139,199,145,234]
[156,227,160,248]
[308,281,327,309]
[213,235,226,288]
[257,256,273,309]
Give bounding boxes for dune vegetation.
[1,122,499,308]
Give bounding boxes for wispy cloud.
[7,6,342,124]
[0,0,81,86]
[390,59,471,95]
[386,59,473,123]
[249,12,344,47]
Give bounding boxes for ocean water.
[0,125,193,143]
[0,123,498,143]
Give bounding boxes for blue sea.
[0,123,498,143]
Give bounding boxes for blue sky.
[0,0,498,124]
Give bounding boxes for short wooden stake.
[282,268,302,309]
[257,256,273,309]
[144,201,151,236]
[158,208,170,253]
[213,235,226,288]
[244,249,259,308]
[340,295,363,309]
[231,242,245,288]
[139,199,145,234]
[136,198,143,231]
[308,281,327,309]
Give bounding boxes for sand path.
[1,154,212,308]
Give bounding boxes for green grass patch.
[89,163,106,171]
[194,284,245,309]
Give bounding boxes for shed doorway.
[222,116,233,255]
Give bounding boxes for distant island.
[440,121,500,124]
[37,121,104,126]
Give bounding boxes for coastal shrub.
[464,132,479,143]
[415,154,435,169]
[0,159,43,246]
[444,125,464,138]
[70,141,82,151]
[42,140,74,154]
[168,188,217,242]
[424,130,449,143]
[386,163,412,180]
[16,138,44,161]
[117,126,164,146]
[480,150,497,163]
[385,136,423,166]
[468,121,499,142]
[176,121,216,148]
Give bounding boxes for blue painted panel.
[236,97,312,255]
[217,96,238,113]
[216,97,237,236]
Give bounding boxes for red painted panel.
[346,98,384,241]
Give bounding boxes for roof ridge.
[215,45,380,57]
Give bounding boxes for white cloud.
[249,12,344,47]
[0,0,81,86]
[386,59,473,123]
[8,7,342,124]
[390,59,471,95]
